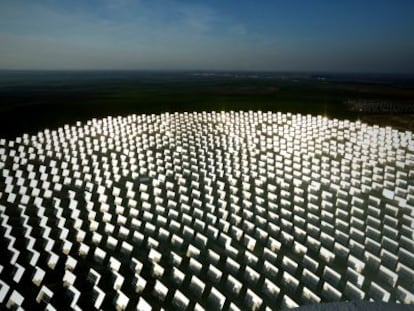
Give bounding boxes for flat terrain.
[0,71,413,138]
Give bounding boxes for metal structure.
[0,111,413,310]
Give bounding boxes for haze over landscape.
[1,0,414,73]
[1,1,414,310]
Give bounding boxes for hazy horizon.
[1,69,414,74]
[1,1,414,73]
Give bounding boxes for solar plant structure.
[0,111,414,310]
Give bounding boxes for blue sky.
[0,0,413,72]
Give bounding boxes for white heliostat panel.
[0,112,413,309]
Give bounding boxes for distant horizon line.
[1,68,414,76]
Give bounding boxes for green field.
[1,71,413,138]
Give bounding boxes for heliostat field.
[1,111,413,310]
